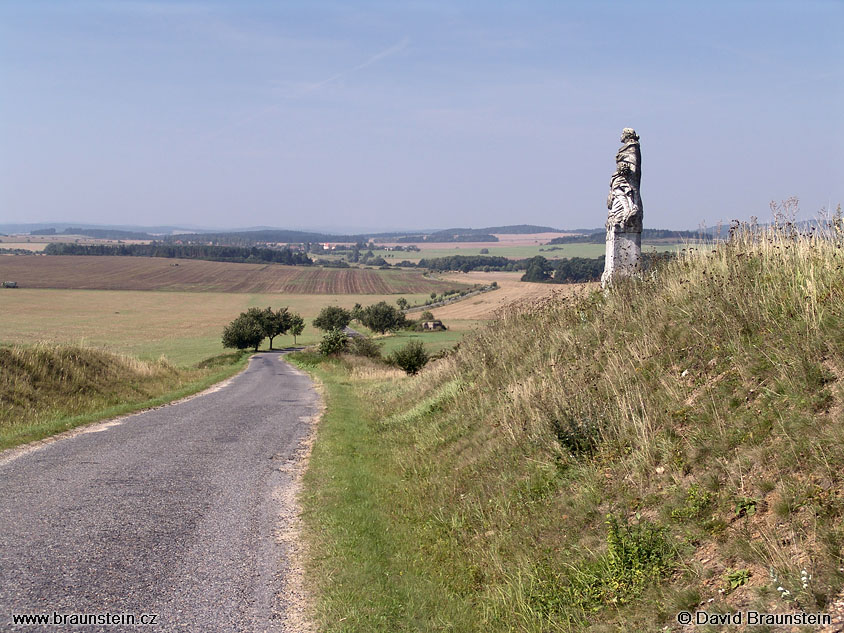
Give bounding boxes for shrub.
[420,310,435,321]
[318,328,348,355]
[349,337,383,359]
[670,484,713,521]
[390,340,429,375]
[604,515,674,600]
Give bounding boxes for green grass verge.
[288,354,476,631]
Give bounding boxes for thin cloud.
[294,37,410,97]
[202,37,411,140]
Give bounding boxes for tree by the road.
[222,313,265,351]
[248,306,290,350]
[223,306,305,351]
[313,306,352,331]
[288,314,305,344]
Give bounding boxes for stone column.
[601,128,643,287]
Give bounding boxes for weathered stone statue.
[601,128,643,287]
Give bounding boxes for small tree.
[254,306,291,350]
[390,340,429,375]
[359,301,407,334]
[396,297,409,310]
[318,328,348,355]
[420,310,435,321]
[313,306,352,331]
[222,313,265,352]
[288,313,305,344]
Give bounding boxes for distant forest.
[522,252,674,283]
[33,227,158,240]
[417,254,607,282]
[43,243,312,265]
[397,233,499,243]
[549,228,705,244]
[416,252,675,283]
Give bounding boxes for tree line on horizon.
[44,242,312,266]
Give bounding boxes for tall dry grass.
[0,342,209,448]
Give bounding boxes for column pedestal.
[601,230,642,288]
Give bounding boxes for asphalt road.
[0,353,319,632]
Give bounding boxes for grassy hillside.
[294,219,844,631]
[0,343,247,449]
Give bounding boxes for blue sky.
[1,0,842,231]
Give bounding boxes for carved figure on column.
[601,128,643,287]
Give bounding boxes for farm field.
[375,231,576,249]
[374,241,682,263]
[428,271,594,322]
[0,288,445,366]
[0,264,587,367]
[375,329,466,356]
[0,243,48,252]
[0,256,467,294]
[357,271,592,355]
[0,235,151,247]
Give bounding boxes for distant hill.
[0,223,205,235]
[62,228,158,240]
[6,222,717,247]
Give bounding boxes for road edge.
[273,359,325,632]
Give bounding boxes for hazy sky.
[1,1,842,231]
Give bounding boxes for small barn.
[421,320,446,331]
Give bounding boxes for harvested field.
[430,271,595,322]
[0,256,467,294]
[0,288,444,365]
[0,243,48,252]
[377,232,578,249]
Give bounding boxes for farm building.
[421,320,446,331]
